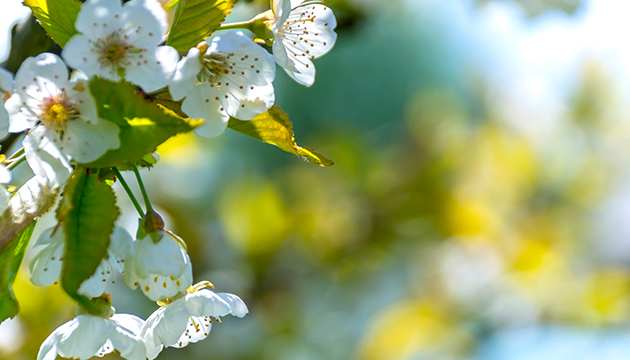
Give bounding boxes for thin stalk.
[5,154,26,170]
[218,20,252,31]
[113,167,145,218]
[132,164,153,213]
[6,147,24,161]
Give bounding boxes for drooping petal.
[108,226,133,273]
[143,299,190,349]
[29,227,65,287]
[168,48,202,101]
[217,292,249,317]
[106,314,146,360]
[77,258,114,298]
[181,83,229,138]
[171,315,212,348]
[125,46,179,93]
[272,0,292,31]
[56,316,109,360]
[23,126,73,189]
[37,320,72,360]
[184,289,232,318]
[133,233,188,278]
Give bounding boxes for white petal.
[5,94,37,133]
[121,0,167,49]
[172,316,212,348]
[125,46,179,93]
[181,83,229,138]
[56,316,108,360]
[77,259,112,298]
[133,232,188,278]
[106,314,146,360]
[62,113,120,163]
[62,35,102,78]
[0,67,13,93]
[108,226,133,273]
[74,0,123,40]
[37,320,72,360]
[29,227,64,287]
[0,165,10,184]
[272,0,292,30]
[184,289,231,318]
[141,309,165,360]
[217,292,249,318]
[143,299,190,348]
[168,48,201,101]
[14,54,69,97]
[0,105,9,139]
[228,83,275,120]
[23,126,73,189]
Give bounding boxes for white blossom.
[169,30,276,137]
[271,0,337,86]
[0,67,14,137]
[5,53,119,163]
[62,0,179,93]
[29,226,133,298]
[37,313,146,360]
[141,284,248,359]
[123,230,192,301]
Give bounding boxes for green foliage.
[228,106,334,167]
[166,0,236,52]
[85,78,202,168]
[23,0,81,47]
[0,222,36,324]
[61,169,119,315]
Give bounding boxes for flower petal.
[106,314,147,360]
[181,83,229,138]
[168,48,201,101]
[23,126,73,189]
[62,35,102,79]
[29,227,64,287]
[73,0,123,40]
[217,292,249,317]
[143,299,190,348]
[184,289,231,317]
[171,316,212,348]
[0,67,13,93]
[56,316,108,360]
[37,320,72,360]
[121,0,167,49]
[62,111,120,163]
[125,46,179,93]
[77,258,112,298]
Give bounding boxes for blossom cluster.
[0,0,337,358]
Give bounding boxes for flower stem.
[6,147,24,161]
[132,164,154,213]
[5,154,26,170]
[113,167,145,218]
[218,20,253,31]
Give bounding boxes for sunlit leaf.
[166,0,236,52]
[228,106,334,167]
[85,78,202,168]
[23,0,81,47]
[61,169,119,312]
[0,222,36,323]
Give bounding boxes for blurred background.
[6,0,630,359]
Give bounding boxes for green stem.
[132,164,153,213]
[6,147,24,161]
[5,155,26,170]
[218,20,253,31]
[113,167,145,218]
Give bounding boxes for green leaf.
[0,222,36,323]
[85,78,202,168]
[167,0,236,52]
[23,0,81,47]
[228,106,334,167]
[61,169,119,314]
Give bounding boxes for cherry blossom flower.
[4,53,119,163]
[37,313,146,360]
[29,226,133,298]
[123,230,192,301]
[141,282,248,359]
[271,0,337,86]
[62,0,179,93]
[0,67,14,137]
[169,30,276,137]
